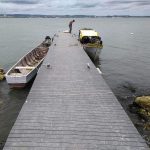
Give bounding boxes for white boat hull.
[6,67,36,87]
[6,61,42,88]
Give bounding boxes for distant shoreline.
[0,14,150,18]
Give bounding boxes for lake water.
[0,18,150,148]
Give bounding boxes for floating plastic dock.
[3,33,149,150]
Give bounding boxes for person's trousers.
[69,25,72,33]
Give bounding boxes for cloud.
[0,0,149,15]
[72,2,100,8]
[136,1,150,6]
[106,0,150,7]
[0,0,40,5]
[103,0,150,11]
[0,0,43,14]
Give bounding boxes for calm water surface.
[0,18,150,148]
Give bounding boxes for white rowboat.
[5,36,51,88]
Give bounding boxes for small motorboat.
[0,68,5,81]
[79,28,103,61]
[5,36,51,88]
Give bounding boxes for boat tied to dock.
[5,36,51,88]
[79,28,103,61]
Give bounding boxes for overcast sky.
[0,0,150,16]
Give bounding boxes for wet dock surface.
[3,33,149,150]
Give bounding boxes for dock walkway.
[3,33,149,150]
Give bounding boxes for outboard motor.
[45,36,51,40]
[44,36,51,47]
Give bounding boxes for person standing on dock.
[69,20,75,33]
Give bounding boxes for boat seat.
[14,66,35,75]
[9,73,23,76]
[15,66,35,70]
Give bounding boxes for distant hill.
[0,14,98,18]
[0,14,150,18]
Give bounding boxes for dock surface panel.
[3,33,149,150]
